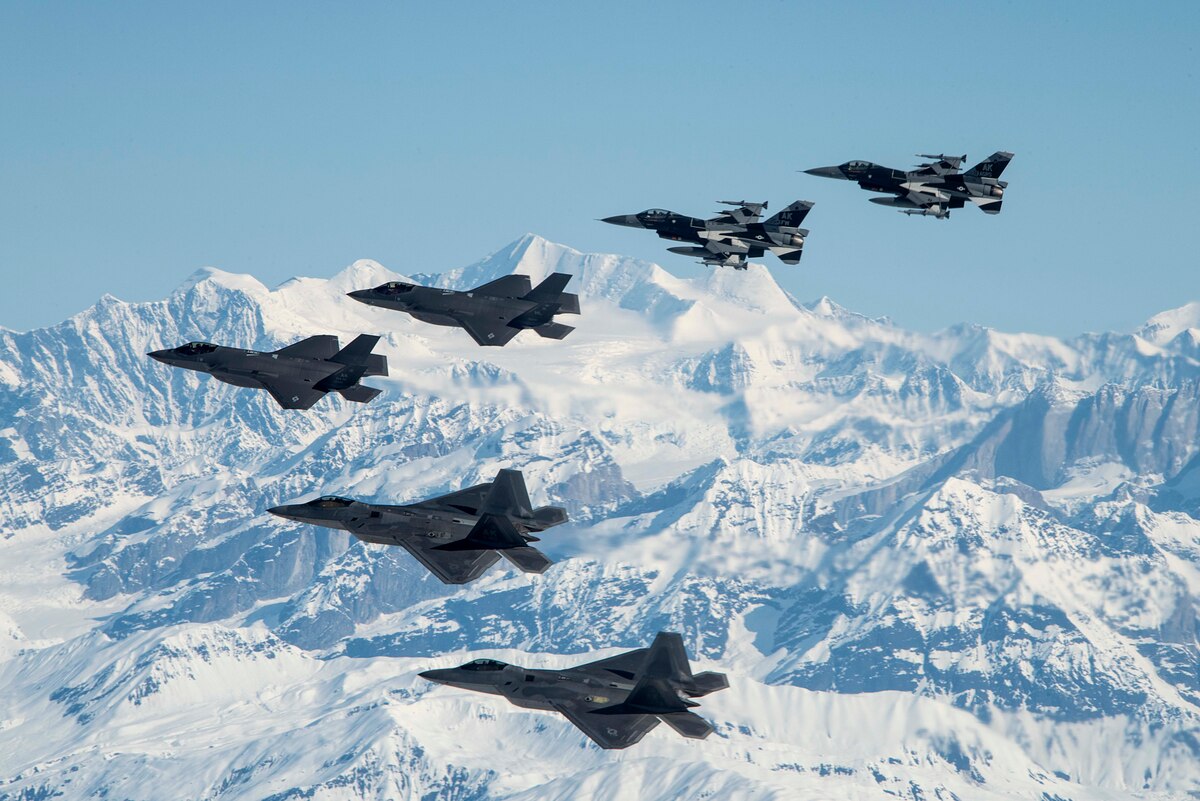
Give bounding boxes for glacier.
[0,233,1198,800]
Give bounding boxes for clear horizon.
[13,231,1195,341]
[3,2,1198,336]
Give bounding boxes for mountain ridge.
[0,236,1198,800]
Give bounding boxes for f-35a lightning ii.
[601,200,814,269]
[804,152,1012,219]
[147,334,387,410]
[268,469,567,584]
[419,631,728,749]
[348,273,579,347]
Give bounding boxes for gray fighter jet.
[267,469,567,584]
[804,151,1013,218]
[347,274,579,347]
[601,200,813,268]
[147,334,387,410]
[419,631,728,749]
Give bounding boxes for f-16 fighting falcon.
[268,469,567,584]
[347,273,579,347]
[600,199,814,268]
[147,334,387,410]
[804,151,1013,219]
[419,631,729,749]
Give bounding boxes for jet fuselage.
[348,276,579,346]
[267,496,557,548]
[148,345,362,391]
[348,284,542,329]
[601,203,812,267]
[805,152,1011,217]
[420,662,639,711]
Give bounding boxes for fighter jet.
[600,200,814,269]
[419,631,728,749]
[804,151,1013,219]
[147,334,387,410]
[347,274,579,347]
[267,469,567,584]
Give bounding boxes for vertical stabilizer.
[480,469,534,517]
[965,151,1013,180]
[330,334,382,365]
[524,273,573,302]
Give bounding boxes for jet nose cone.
[600,214,644,228]
[419,669,453,684]
[803,166,843,179]
[267,505,302,521]
[346,289,373,302]
[146,349,173,364]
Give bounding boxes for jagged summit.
[2,236,1200,800]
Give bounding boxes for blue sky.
[2,2,1197,335]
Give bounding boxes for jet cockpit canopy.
[311,496,353,508]
[460,658,508,671]
[177,342,218,355]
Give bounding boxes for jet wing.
[709,201,766,225]
[262,379,328,410]
[398,540,501,584]
[697,237,751,257]
[424,482,492,514]
[274,335,341,360]
[459,317,523,347]
[900,187,949,208]
[549,699,660,750]
[574,648,649,681]
[473,275,533,298]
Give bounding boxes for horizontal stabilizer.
[972,198,1004,214]
[532,504,568,527]
[768,246,804,265]
[330,334,382,365]
[535,322,574,340]
[688,670,729,697]
[337,384,382,404]
[363,353,388,377]
[276,335,340,360]
[557,292,580,315]
[499,545,553,574]
[524,273,573,301]
[659,710,715,740]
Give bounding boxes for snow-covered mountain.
[1,234,1198,800]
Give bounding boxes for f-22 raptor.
[601,200,814,269]
[348,274,579,347]
[805,151,1013,219]
[147,334,387,410]
[420,631,728,749]
[268,469,567,584]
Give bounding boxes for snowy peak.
[3,237,1200,800]
[172,266,269,298]
[1138,300,1200,346]
[417,234,808,329]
